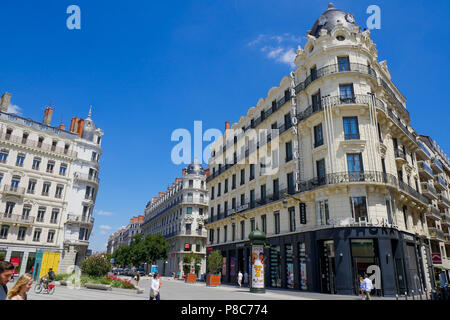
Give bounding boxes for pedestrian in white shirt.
[150,273,161,300]
[237,271,243,287]
[362,273,373,300]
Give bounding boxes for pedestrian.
[359,276,365,300]
[0,261,15,300]
[439,270,448,300]
[244,271,249,287]
[362,273,373,300]
[150,273,161,300]
[237,270,243,287]
[135,271,140,287]
[8,273,33,300]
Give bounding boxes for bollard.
[419,289,423,300]
[412,290,415,300]
[396,294,398,300]
[405,291,408,300]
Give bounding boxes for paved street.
[6,276,396,300]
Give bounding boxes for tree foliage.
[112,233,170,267]
[208,250,223,274]
[183,253,202,274]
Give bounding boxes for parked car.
[113,268,123,275]
[122,268,131,276]
[131,268,145,276]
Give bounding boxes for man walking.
[0,261,15,300]
[362,273,373,300]
[237,271,243,287]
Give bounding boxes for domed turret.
[82,106,97,142]
[186,158,205,175]
[309,3,360,38]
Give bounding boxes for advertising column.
[248,229,267,293]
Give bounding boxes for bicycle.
[34,280,55,295]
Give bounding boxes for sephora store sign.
[325,217,398,229]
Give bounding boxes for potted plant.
[206,250,222,286]
[183,253,201,283]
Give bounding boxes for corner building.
[141,160,209,277]
[205,4,439,296]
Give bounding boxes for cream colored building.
[417,135,450,277]
[0,92,103,277]
[205,4,440,296]
[141,160,209,277]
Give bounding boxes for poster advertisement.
[11,258,20,274]
[251,245,264,289]
[300,263,307,290]
[286,263,294,288]
[222,257,227,276]
[230,257,236,277]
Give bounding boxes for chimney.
[152,197,157,203]
[0,92,11,112]
[182,168,186,176]
[205,168,210,178]
[225,121,230,131]
[59,123,66,130]
[43,107,54,126]
[70,118,76,132]
[77,118,84,137]
[158,192,164,197]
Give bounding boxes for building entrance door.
[319,240,336,294]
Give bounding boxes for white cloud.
[248,33,305,68]
[100,231,107,235]
[7,104,22,115]
[97,210,113,216]
[99,225,112,230]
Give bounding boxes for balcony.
[431,158,444,174]
[74,172,100,185]
[428,227,445,241]
[427,206,441,221]
[65,214,95,226]
[2,185,25,197]
[63,239,90,246]
[0,213,35,225]
[438,194,450,209]
[394,148,407,165]
[416,142,431,161]
[418,161,434,181]
[434,175,447,191]
[0,132,77,158]
[421,182,438,200]
[441,213,450,226]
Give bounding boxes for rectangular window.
[16,154,25,167]
[211,186,215,200]
[337,56,350,71]
[37,207,46,222]
[217,228,220,244]
[17,227,27,241]
[209,229,214,243]
[55,185,63,199]
[224,225,228,242]
[187,207,192,214]
[210,207,214,221]
[32,158,41,170]
[347,153,364,181]
[350,197,368,221]
[287,172,294,194]
[33,229,41,242]
[250,190,255,208]
[289,206,296,232]
[285,141,293,162]
[0,225,9,239]
[42,182,51,196]
[217,204,221,219]
[314,124,324,147]
[316,200,329,225]
[261,214,267,234]
[232,223,236,241]
[217,183,221,196]
[284,113,292,130]
[224,179,228,193]
[189,180,193,188]
[310,66,317,81]
[46,161,55,173]
[250,164,255,180]
[232,174,236,189]
[274,211,280,234]
[47,231,55,243]
[250,218,255,232]
[5,202,15,216]
[22,206,31,220]
[339,84,354,103]
[316,159,326,185]
[343,117,360,140]
[240,169,245,185]
[240,194,245,206]
[241,221,245,240]
[261,184,266,203]
[232,198,236,210]
[312,91,321,112]
[0,150,8,163]
[50,209,59,224]
[27,180,36,194]
[273,179,279,200]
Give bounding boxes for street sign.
[432,253,442,265]
[110,258,114,264]
[299,203,307,224]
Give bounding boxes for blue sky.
[0,0,449,252]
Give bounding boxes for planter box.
[206,274,221,286]
[84,283,112,290]
[185,273,197,283]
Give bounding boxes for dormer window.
[336,35,345,41]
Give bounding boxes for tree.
[144,234,170,265]
[113,245,131,267]
[183,253,202,275]
[208,250,223,275]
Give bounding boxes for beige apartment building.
[205,4,444,297]
[0,92,103,278]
